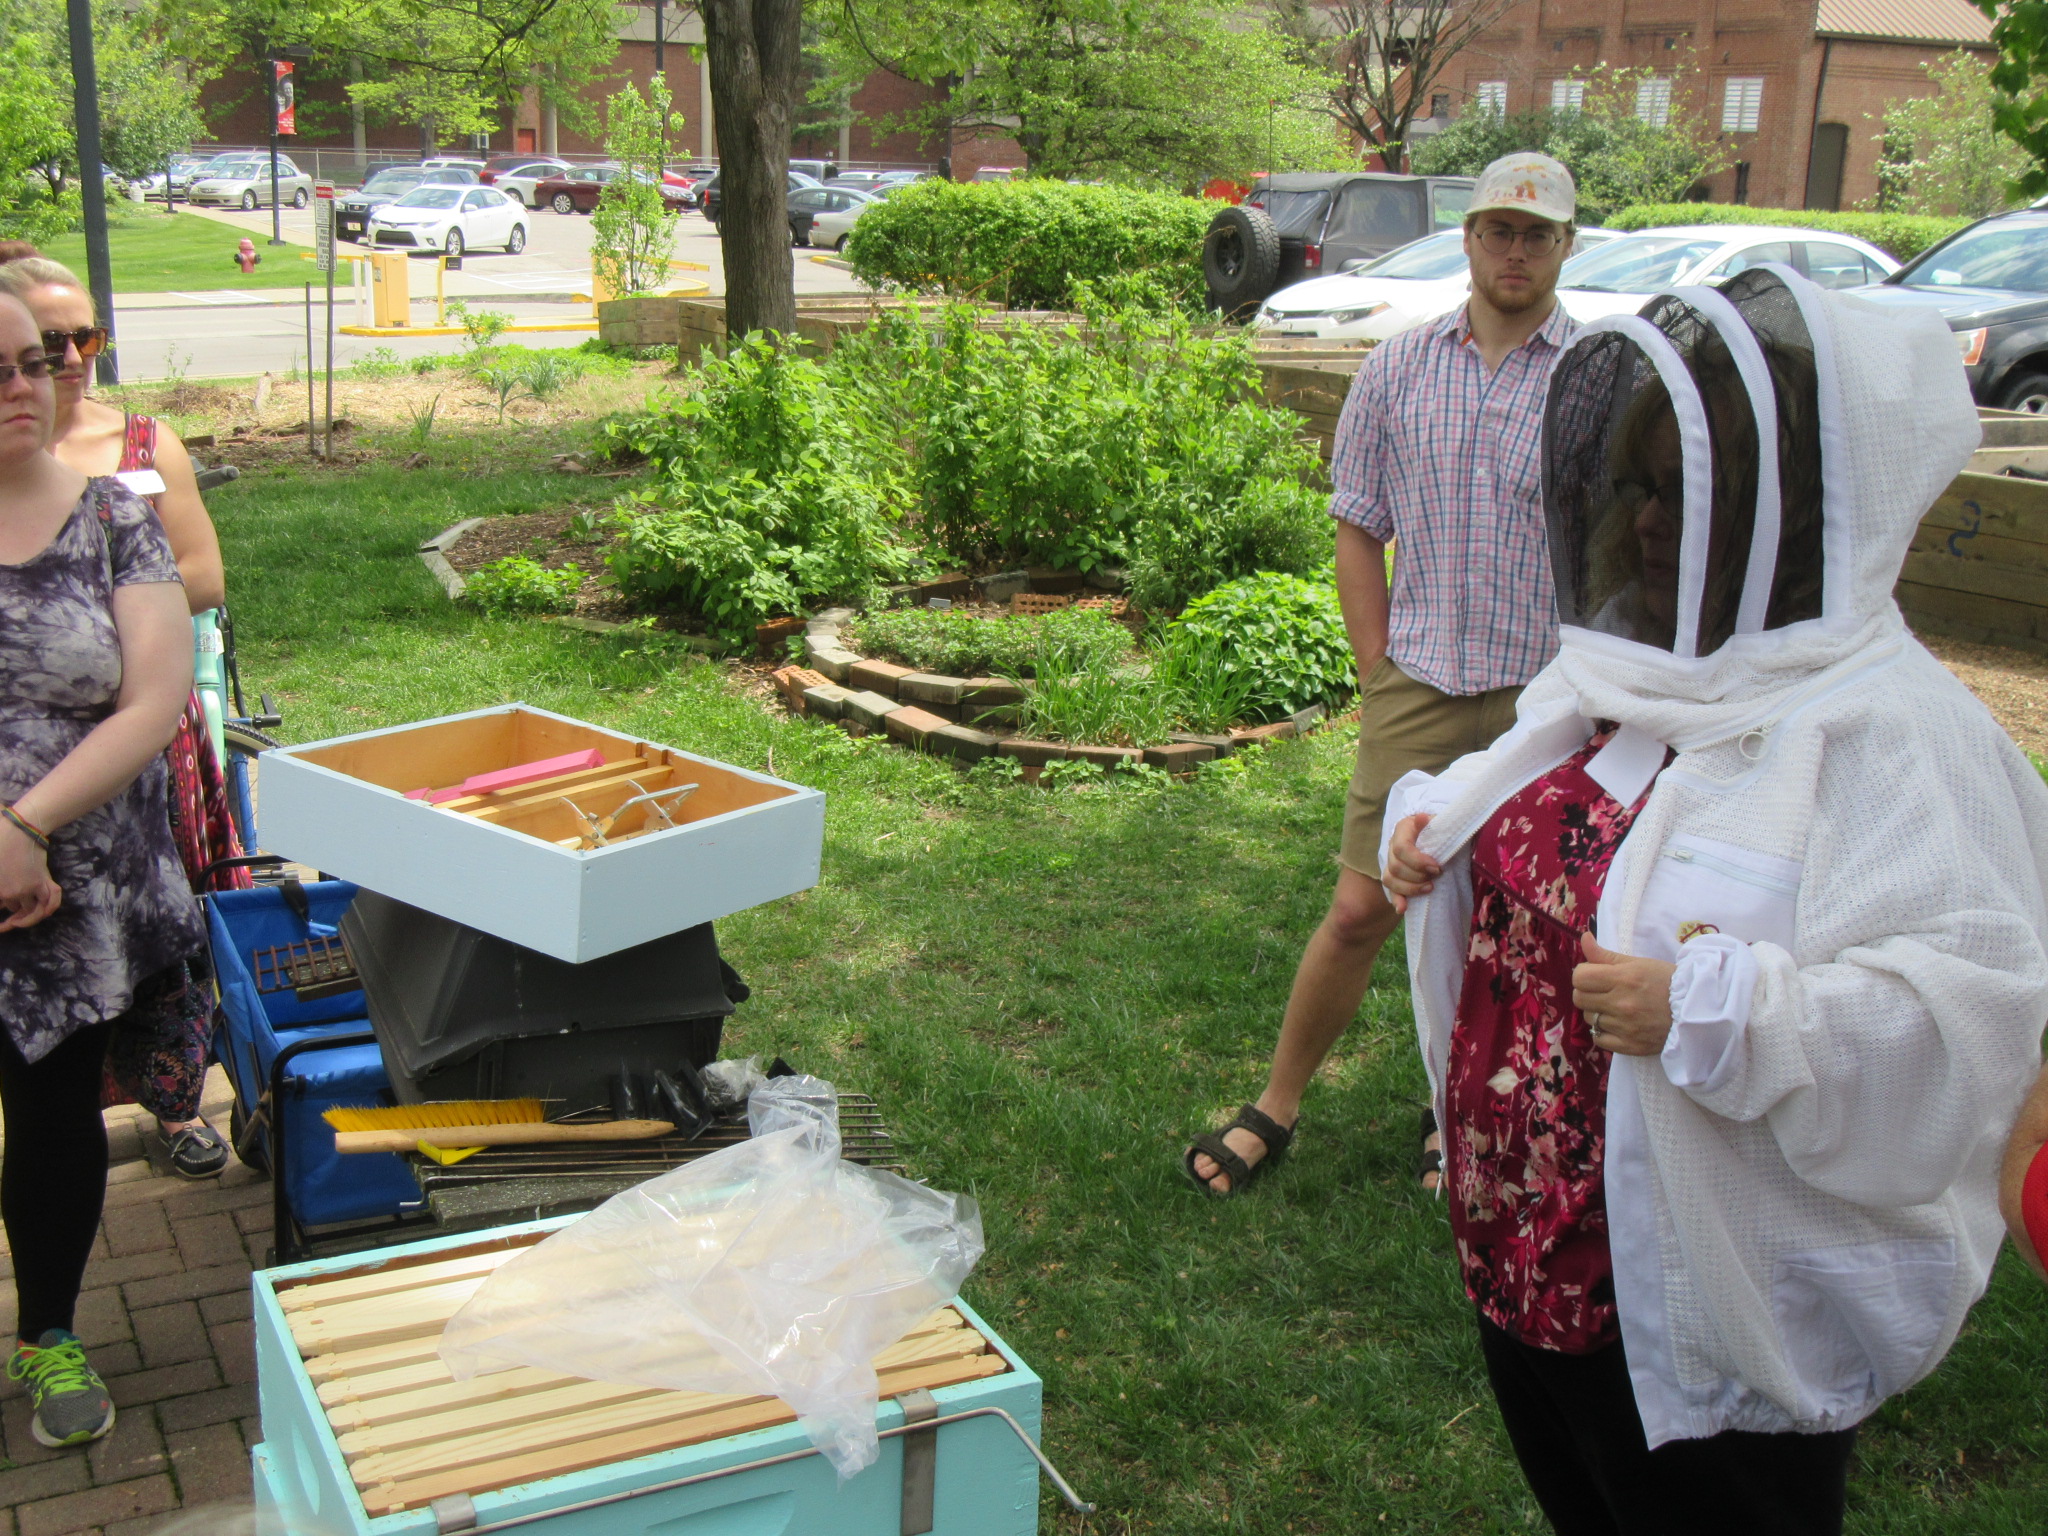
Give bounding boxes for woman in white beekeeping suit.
[1381,265,2048,1534]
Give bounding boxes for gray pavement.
[106,201,863,383]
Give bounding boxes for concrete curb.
[418,517,483,599]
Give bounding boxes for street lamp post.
[65,0,117,385]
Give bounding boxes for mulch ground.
[1922,632,2048,760]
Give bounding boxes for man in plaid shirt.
[1187,153,1579,1196]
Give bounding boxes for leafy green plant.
[478,367,534,424]
[1165,572,1355,721]
[1150,622,1260,733]
[1016,664,1178,747]
[1603,202,1965,263]
[1039,756,1107,790]
[602,335,921,643]
[566,510,604,543]
[591,77,681,298]
[405,393,443,444]
[350,346,404,381]
[519,353,584,399]
[842,180,1214,312]
[409,354,447,377]
[848,604,1130,678]
[447,300,514,350]
[460,555,580,615]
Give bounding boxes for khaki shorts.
[1339,658,1523,879]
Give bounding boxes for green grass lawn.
[199,408,2048,1533]
[43,206,320,293]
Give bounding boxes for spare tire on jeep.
[1204,204,1281,320]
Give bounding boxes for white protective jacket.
[1385,270,2048,1446]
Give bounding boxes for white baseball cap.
[1467,153,1576,225]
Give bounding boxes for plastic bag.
[438,1076,984,1478]
[699,1053,767,1115]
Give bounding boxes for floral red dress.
[1445,726,1660,1354]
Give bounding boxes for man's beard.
[1474,267,1548,315]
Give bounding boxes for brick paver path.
[0,1067,262,1535]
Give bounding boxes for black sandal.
[1417,1107,1443,1191]
[1183,1103,1295,1197]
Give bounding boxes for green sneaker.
[7,1330,115,1447]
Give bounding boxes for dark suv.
[1205,172,1476,317]
[1850,205,2048,413]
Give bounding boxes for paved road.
[109,202,867,382]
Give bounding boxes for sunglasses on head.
[41,327,108,362]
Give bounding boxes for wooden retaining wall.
[1904,413,2048,654]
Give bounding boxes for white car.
[800,187,882,249]
[1252,227,1618,342]
[367,185,528,256]
[487,158,571,208]
[1557,225,1899,322]
[187,155,313,210]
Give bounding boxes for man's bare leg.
[1192,864,1402,1193]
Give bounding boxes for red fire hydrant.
[233,238,260,274]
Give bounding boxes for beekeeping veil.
[1540,266,1980,748]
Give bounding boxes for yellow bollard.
[369,251,410,327]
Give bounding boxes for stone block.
[814,606,858,626]
[933,724,1000,762]
[801,683,853,720]
[1085,563,1128,591]
[1231,720,1298,747]
[809,646,859,683]
[883,706,950,747]
[960,677,1026,707]
[849,658,916,696]
[899,673,965,707]
[1170,731,1235,756]
[1144,741,1216,772]
[996,738,1068,768]
[840,691,899,731]
[978,570,1031,603]
[963,703,1020,732]
[1065,743,1140,770]
[1290,702,1328,734]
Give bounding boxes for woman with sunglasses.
[0,293,204,1447]
[0,254,244,1182]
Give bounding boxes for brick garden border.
[422,523,1342,776]
[769,603,1336,779]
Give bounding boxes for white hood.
[1546,265,1980,753]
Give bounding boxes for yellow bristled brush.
[321,1099,675,1165]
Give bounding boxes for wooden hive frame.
[273,1231,1010,1517]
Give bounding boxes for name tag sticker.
[1586,722,1666,807]
[114,469,168,496]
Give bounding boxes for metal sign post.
[314,184,336,457]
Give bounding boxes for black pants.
[0,1022,115,1342]
[1479,1315,1857,1536]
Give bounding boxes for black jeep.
[1204,172,1476,318]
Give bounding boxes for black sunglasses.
[41,327,108,362]
[0,356,56,385]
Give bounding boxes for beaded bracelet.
[0,805,49,853]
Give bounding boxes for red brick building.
[1434,0,1993,210]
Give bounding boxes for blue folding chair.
[206,875,429,1262]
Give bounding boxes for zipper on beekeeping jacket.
[1662,844,1800,897]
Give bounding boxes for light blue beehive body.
[252,1216,1043,1536]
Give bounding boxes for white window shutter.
[1720,77,1763,134]
[1635,76,1672,128]
[1551,79,1585,112]
[1475,81,1508,116]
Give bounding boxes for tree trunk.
[701,0,802,339]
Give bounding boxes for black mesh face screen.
[1718,268,1825,635]
[1542,272,1822,658]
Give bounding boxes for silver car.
[187,154,315,211]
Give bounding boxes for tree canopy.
[819,0,1350,189]
[1880,47,2028,216]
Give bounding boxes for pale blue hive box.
[252,1216,1048,1536]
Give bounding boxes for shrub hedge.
[842,180,1213,312]
[1604,203,1969,262]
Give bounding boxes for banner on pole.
[273,60,296,134]
[314,184,335,271]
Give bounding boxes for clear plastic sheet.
[438,1076,985,1477]
[700,1053,768,1114]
